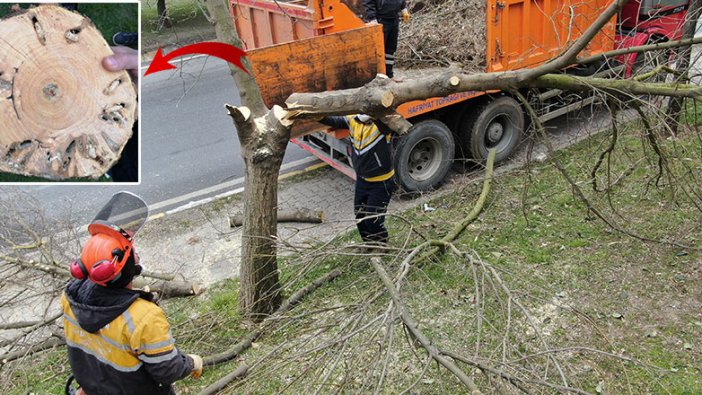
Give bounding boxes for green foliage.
[141,0,214,52]
[684,99,702,125]
[81,3,139,46]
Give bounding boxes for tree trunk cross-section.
[0,5,137,180]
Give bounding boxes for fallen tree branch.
[0,335,65,365]
[0,312,63,331]
[441,349,590,395]
[134,279,203,298]
[416,148,496,263]
[532,74,702,100]
[370,257,481,394]
[229,209,325,228]
[577,35,702,66]
[0,311,63,348]
[204,269,342,366]
[12,258,69,278]
[5,255,202,298]
[140,270,176,281]
[197,364,249,395]
[443,148,496,242]
[515,91,700,251]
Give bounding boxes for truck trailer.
[229,0,689,192]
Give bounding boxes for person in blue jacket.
[320,114,396,245]
[362,0,410,78]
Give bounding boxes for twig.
[514,91,700,251]
[204,269,342,365]
[370,257,482,394]
[0,311,62,349]
[416,149,496,263]
[197,364,249,395]
[442,349,591,395]
[0,335,65,365]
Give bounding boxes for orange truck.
[229,0,689,192]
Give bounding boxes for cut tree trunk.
[206,0,287,321]
[0,5,137,179]
[226,105,292,320]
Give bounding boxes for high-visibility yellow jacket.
[320,115,395,182]
[61,280,193,395]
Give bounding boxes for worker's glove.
[189,354,204,379]
[401,8,411,23]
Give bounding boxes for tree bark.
[156,0,171,29]
[224,105,291,318]
[206,0,291,319]
[286,68,702,123]
[207,0,266,115]
[0,5,137,179]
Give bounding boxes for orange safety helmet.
[69,220,135,286]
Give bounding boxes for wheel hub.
[487,122,504,143]
[407,138,442,181]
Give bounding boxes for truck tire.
[394,120,455,193]
[458,96,524,162]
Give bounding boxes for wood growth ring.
[0,5,137,180]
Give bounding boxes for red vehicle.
[616,0,690,77]
[230,0,689,192]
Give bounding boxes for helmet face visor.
[92,191,149,238]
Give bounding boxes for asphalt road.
[1,56,312,224]
[2,17,700,224]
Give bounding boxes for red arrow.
[144,42,249,76]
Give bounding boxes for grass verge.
[2,119,700,393]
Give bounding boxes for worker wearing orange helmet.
[61,209,202,394]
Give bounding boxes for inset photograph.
[0,2,139,183]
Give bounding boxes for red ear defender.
[90,258,118,284]
[69,259,88,280]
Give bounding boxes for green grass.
[684,99,702,125]
[141,0,214,53]
[3,123,701,393]
[0,3,137,46]
[81,3,139,47]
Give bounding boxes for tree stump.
[0,5,137,180]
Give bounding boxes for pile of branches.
[182,153,680,395]
[396,0,486,70]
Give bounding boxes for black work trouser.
[377,17,399,78]
[354,177,396,244]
